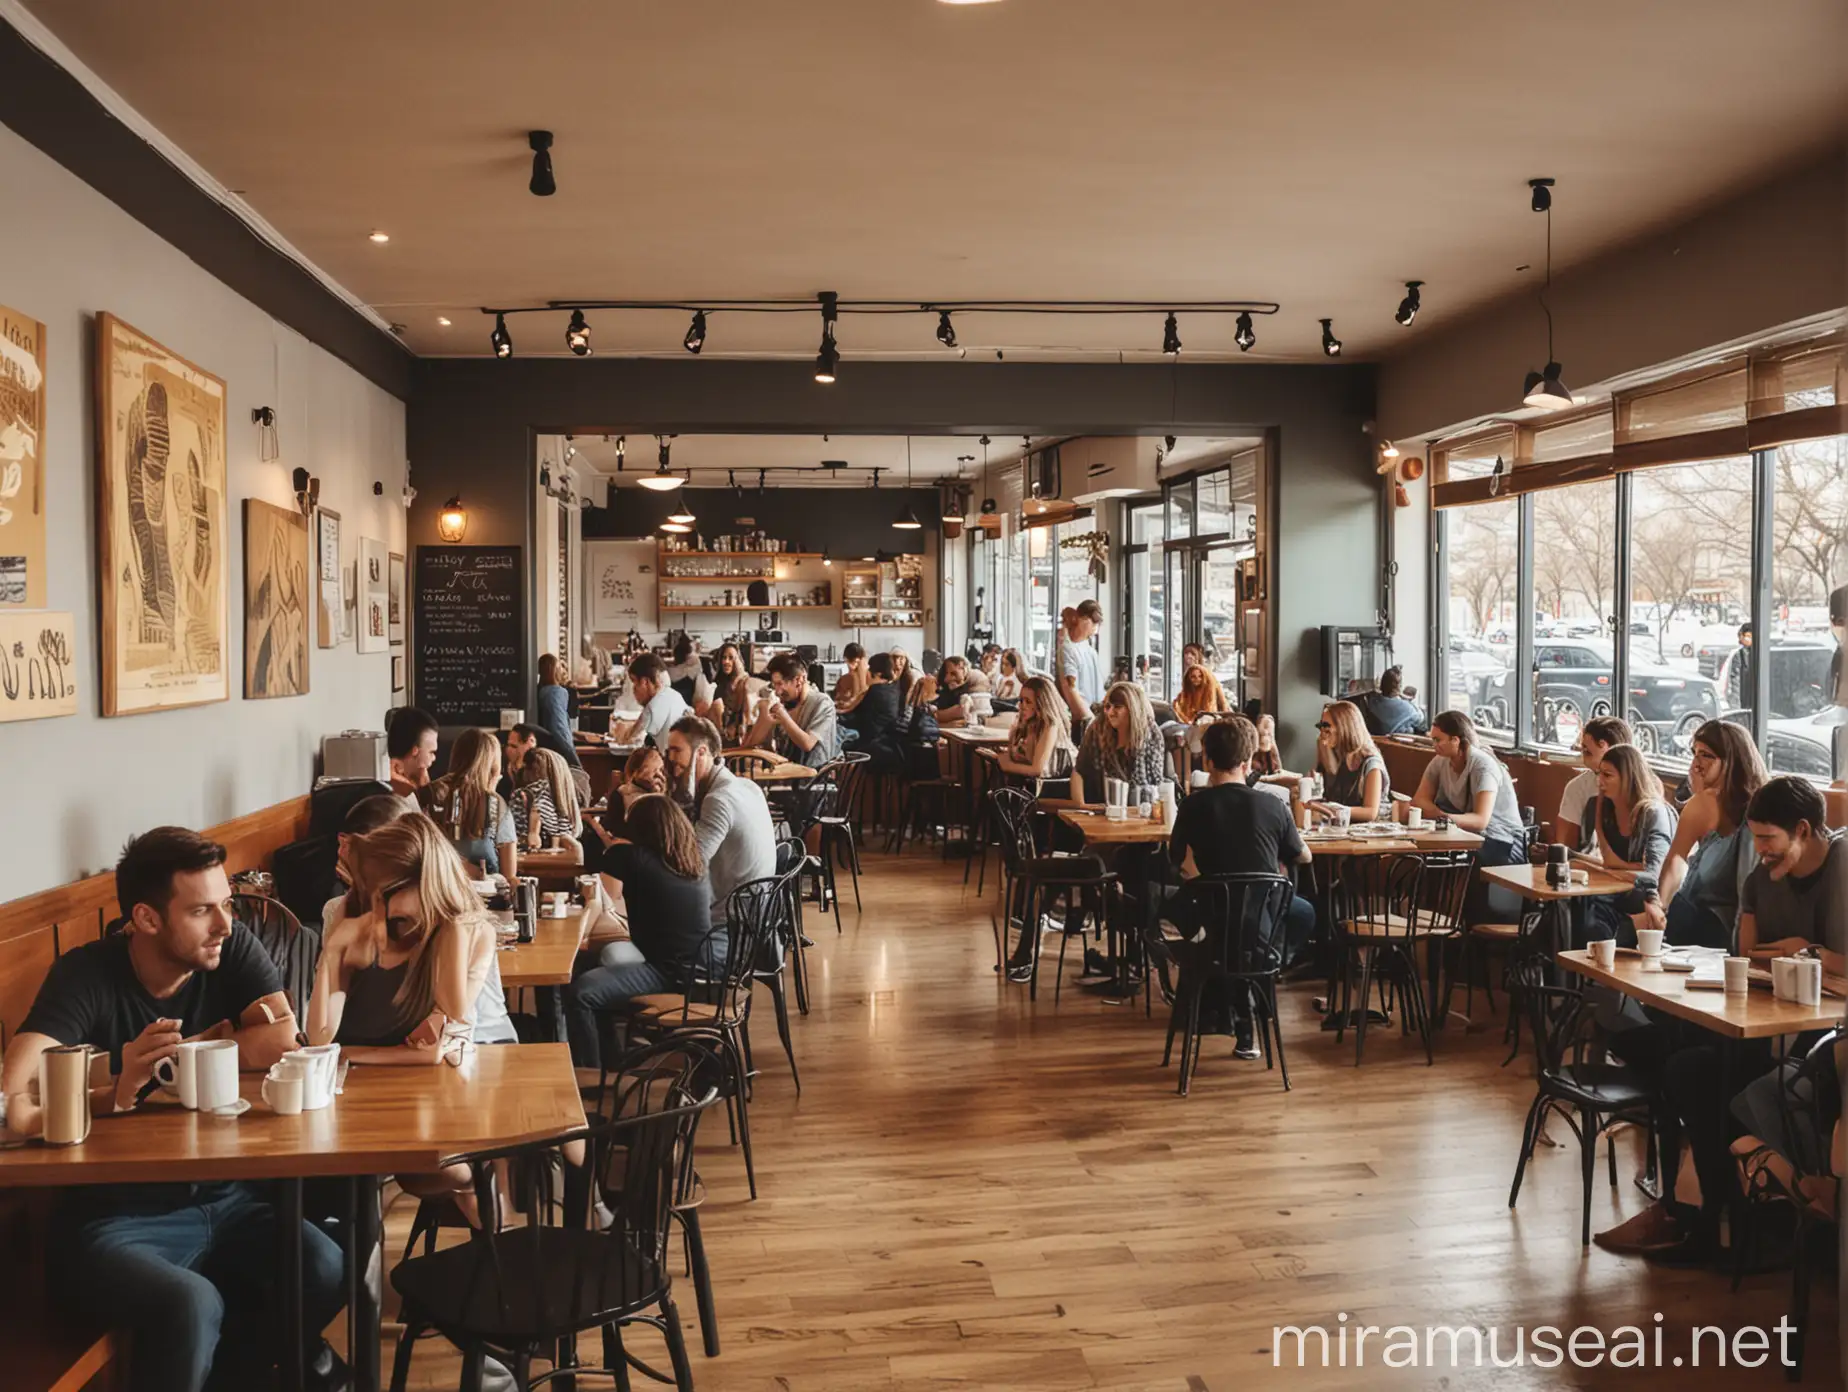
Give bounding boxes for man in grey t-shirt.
[1055,599,1105,724]
[665,715,777,926]
[746,652,839,768]
[1740,776,1845,966]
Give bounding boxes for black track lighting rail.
[479,297,1283,318]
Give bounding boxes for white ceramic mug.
[1771,957,1799,1001]
[261,1065,304,1116]
[1588,937,1617,969]
[1406,806,1424,829]
[283,1044,341,1110]
[38,1044,98,1146]
[190,1039,241,1112]
[1722,956,1751,995]
[154,1039,211,1109]
[1795,957,1822,1007]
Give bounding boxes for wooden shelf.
[657,549,826,559]
[661,604,835,613]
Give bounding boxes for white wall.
[0,123,407,899]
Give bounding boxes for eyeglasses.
[1316,722,1333,731]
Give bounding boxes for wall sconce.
[253,406,280,462]
[291,466,319,516]
[437,496,469,543]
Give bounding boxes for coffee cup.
[261,1065,304,1116]
[1406,806,1423,829]
[1723,955,1751,995]
[576,874,600,905]
[1587,937,1617,969]
[1771,957,1799,1001]
[37,1044,99,1146]
[1189,770,1210,789]
[154,1039,212,1109]
[1635,927,1664,958]
[187,1039,241,1112]
[1795,957,1822,1007]
[283,1044,341,1110]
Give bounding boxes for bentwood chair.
[387,1092,720,1392]
[988,785,1113,1002]
[812,753,869,927]
[1327,854,1439,1065]
[1504,954,1656,1247]
[229,892,321,1020]
[1157,873,1297,1096]
[721,747,783,780]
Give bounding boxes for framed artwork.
[315,507,342,647]
[96,313,228,716]
[0,610,77,722]
[341,560,355,640]
[0,305,48,608]
[243,499,309,698]
[391,653,405,694]
[357,537,389,653]
[387,551,406,645]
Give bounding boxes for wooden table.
[498,909,588,1044]
[942,727,1012,850]
[517,848,590,892]
[1556,949,1844,1040]
[0,1044,585,1392]
[1054,806,1172,846]
[1303,826,1484,857]
[1482,861,1634,957]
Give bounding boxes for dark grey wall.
[586,486,936,557]
[408,358,1378,762]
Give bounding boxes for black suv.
[1477,641,1722,751]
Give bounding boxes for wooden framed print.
[315,507,342,647]
[243,498,309,698]
[357,537,389,653]
[0,305,48,608]
[387,550,406,645]
[0,610,77,721]
[96,313,228,716]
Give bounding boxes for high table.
[1481,861,1634,957]
[942,725,1011,854]
[498,909,588,1042]
[0,1043,587,1392]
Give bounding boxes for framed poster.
[585,539,655,632]
[243,499,309,698]
[96,313,228,716]
[0,610,76,721]
[341,561,355,640]
[387,550,406,645]
[357,537,389,653]
[315,507,342,647]
[390,653,405,695]
[0,305,47,608]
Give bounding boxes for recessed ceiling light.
[368,230,390,244]
[436,316,452,327]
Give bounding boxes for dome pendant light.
[637,436,685,492]
[1520,179,1572,410]
[893,436,922,529]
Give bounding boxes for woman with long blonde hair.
[421,727,517,877]
[989,674,1074,781]
[1311,700,1389,822]
[1073,681,1167,804]
[1171,659,1230,724]
[512,746,582,851]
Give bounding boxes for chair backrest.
[718,875,790,1013]
[986,785,1038,874]
[1416,849,1477,931]
[1503,952,1597,1077]
[592,1031,729,1208]
[1772,1027,1843,1180]
[1166,873,1296,976]
[229,892,320,1018]
[722,748,782,779]
[1330,853,1426,941]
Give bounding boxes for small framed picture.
[391,653,405,694]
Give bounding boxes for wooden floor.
[385,845,1839,1390]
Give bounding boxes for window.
[1441,499,1519,745]
[1167,482,1193,541]
[1124,503,1164,697]
[1625,457,1752,766]
[1026,524,1054,672]
[1530,481,1617,751]
[1196,470,1231,537]
[1767,435,1847,778]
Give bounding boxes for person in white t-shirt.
[608,653,689,747]
[1555,715,1633,852]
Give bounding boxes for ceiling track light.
[1394,280,1423,327]
[490,312,512,359]
[1234,311,1255,352]
[935,309,957,349]
[528,130,556,197]
[1529,176,1554,213]
[683,310,706,354]
[566,308,592,356]
[815,290,839,384]
[1320,318,1342,357]
[1520,178,1572,410]
[1161,311,1182,356]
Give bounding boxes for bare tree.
[1631,512,1705,663]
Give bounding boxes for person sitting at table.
[1634,719,1763,950]
[1249,712,1287,779]
[504,721,591,807]
[608,652,688,747]
[984,675,1075,785]
[421,727,518,879]
[1355,665,1430,737]
[511,746,584,854]
[698,641,757,744]
[535,652,584,768]
[386,704,441,805]
[665,715,777,925]
[1,826,347,1392]
[665,636,704,698]
[1596,777,1843,1262]
[1553,716,1633,852]
[1412,710,1528,922]
[889,646,915,703]
[1576,743,1677,946]
[1071,681,1168,805]
[744,651,839,768]
[1309,700,1390,823]
[565,794,719,1068]
[589,745,670,847]
[978,643,1003,689]
[929,654,990,726]
[833,641,872,714]
[994,647,1027,701]
[1162,717,1318,1056]
[843,651,908,775]
[1172,652,1231,725]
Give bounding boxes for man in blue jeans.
[1,827,347,1392]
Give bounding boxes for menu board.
[414,546,523,725]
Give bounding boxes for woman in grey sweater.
[1579,743,1678,946]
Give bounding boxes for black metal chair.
[229,892,320,1020]
[1328,854,1440,1065]
[747,842,808,1092]
[387,1091,720,1392]
[1504,953,1656,1246]
[812,753,868,928]
[988,785,1113,1001]
[1157,873,1297,1095]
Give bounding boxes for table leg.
[350,1175,383,1392]
[281,1178,305,1392]
[537,984,567,1043]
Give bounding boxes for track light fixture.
[683,311,706,355]
[1234,311,1255,352]
[1320,318,1342,357]
[566,309,592,356]
[815,291,839,384]
[936,310,957,349]
[490,313,512,359]
[528,131,556,197]
[1394,280,1423,327]
[1162,312,1182,356]
[1521,178,1572,410]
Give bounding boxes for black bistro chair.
[987,785,1113,1001]
[229,892,321,1020]
[1157,872,1297,1096]
[1328,854,1443,1066]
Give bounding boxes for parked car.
[1719,639,1836,772]
[1476,640,1721,750]
[1446,635,1508,712]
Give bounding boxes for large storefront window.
[1767,436,1846,778]
[1528,481,1617,751]
[1124,503,1164,695]
[1442,499,1519,745]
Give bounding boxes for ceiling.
[547,433,1259,488]
[24,0,1847,362]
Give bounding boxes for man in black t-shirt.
[1164,718,1317,1056]
[1,827,347,1392]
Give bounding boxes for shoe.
[1592,1203,1684,1255]
[1641,1231,1722,1268]
[1006,963,1034,983]
[1080,947,1112,978]
[304,1343,352,1392]
[799,934,816,948]
[1233,1035,1261,1061]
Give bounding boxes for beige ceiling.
[26,0,1847,362]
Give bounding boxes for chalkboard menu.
[414,546,523,725]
